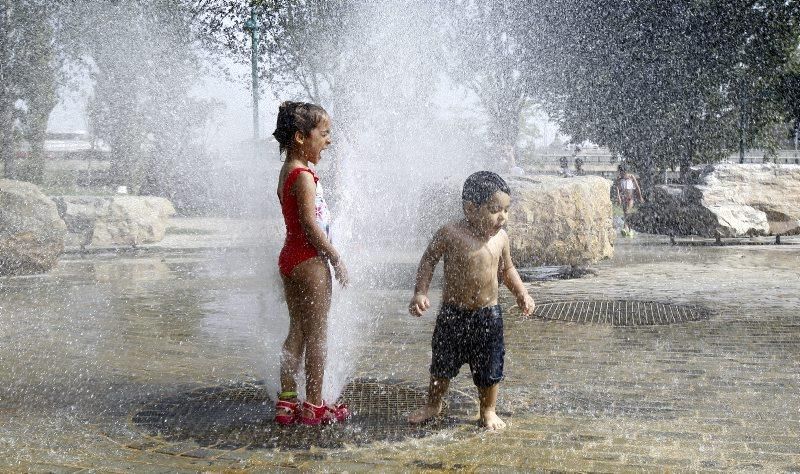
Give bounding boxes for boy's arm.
[409,227,447,317]
[499,232,535,317]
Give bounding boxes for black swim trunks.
[430,304,505,388]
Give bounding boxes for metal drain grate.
[533,300,711,326]
[131,379,477,451]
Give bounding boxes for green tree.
[194,0,358,114]
[193,0,447,201]
[523,0,800,193]
[16,5,59,185]
[781,54,800,151]
[83,1,216,195]
[436,0,533,166]
[0,1,71,184]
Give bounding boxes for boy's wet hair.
[272,101,328,154]
[462,171,511,205]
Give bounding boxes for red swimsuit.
[278,167,330,277]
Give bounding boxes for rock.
[417,174,615,266]
[0,179,66,275]
[629,163,800,237]
[507,175,615,266]
[53,195,176,247]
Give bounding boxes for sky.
[47,61,280,154]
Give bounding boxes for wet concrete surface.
[1,219,799,471]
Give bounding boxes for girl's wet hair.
[272,101,328,154]
[462,171,511,205]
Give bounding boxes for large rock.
[630,163,800,237]
[53,195,176,247]
[418,175,615,266]
[0,179,66,275]
[507,176,615,266]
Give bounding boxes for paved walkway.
[1,220,799,471]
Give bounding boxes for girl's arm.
[500,232,535,316]
[409,227,447,316]
[294,171,340,264]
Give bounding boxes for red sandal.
[299,400,351,425]
[274,394,301,426]
[329,402,350,422]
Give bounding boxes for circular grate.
[533,300,711,326]
[131,379,477,450]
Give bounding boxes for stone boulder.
[507,176,615,266]
[417,175,615,266]
[53,195,176,247]
[0,179,67,275]
[629,163,800,237]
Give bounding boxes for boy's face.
[464,191,511,238]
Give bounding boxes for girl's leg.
[621,195,632,229]
[279,274,306,395]
[288,256,332,408]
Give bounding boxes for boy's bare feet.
[408,404,442,424]
[480,409,506,430]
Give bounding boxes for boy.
[408,171,535,430]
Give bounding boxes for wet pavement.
[1,218,799,471]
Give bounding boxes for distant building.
[15,131,111,161]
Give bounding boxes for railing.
[526,149,800,166]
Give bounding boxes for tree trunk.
[0,103,16,179]
[21,96,55,185]
[485,99,524,171]
[636,161,659,202]
[679,141,694,184]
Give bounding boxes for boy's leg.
[477,383,506,430]
[408,376,449,424]
[410,304,462,424]
[471,305,506,430]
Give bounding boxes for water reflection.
[0,239,799,469]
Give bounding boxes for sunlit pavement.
[1,221,799,471]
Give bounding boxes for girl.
[272,101,349,425]
[615,163,643,236]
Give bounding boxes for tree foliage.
[0,0,78,184]
[436,0,533,161]
[81,1,219,196]
[194,0,356,109]
[522,0,800,190]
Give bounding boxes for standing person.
[558,155,574,177]
[615,163,643,236]
[574,156,585,176]
[272,101,349,426]
[407,171,536,430]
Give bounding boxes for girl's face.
[298,115,331,164]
